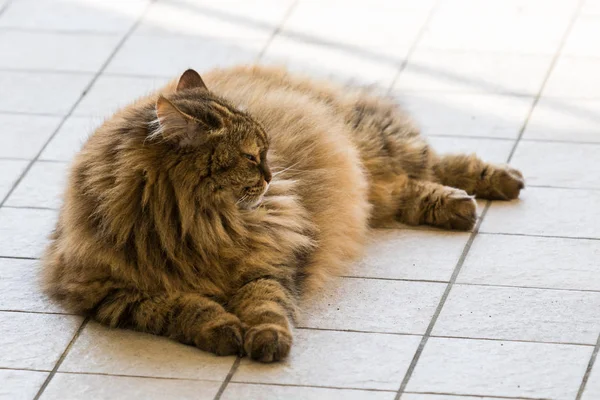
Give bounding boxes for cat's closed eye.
[242,153,258,163]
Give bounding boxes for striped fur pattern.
[43,66,523,362]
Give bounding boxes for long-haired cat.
[42,66,524,362]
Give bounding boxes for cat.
[42,66,524,363]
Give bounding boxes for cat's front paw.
[244,323,292,363]
[196,315,244,356]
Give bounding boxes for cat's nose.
[263,171,272,184]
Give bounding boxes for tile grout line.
[47,370,224,383]
[0,255,38,260]
[32,317,89,400]
[213,357,241,400]
[0,0,156,209]
[0,366,51,373]
[227,380,396,393]
[576,331,600,399]
[477,231,600,242]
[404,391,552,400]
[385,0,441,94]
[393,201,491,399]
[295,326,595,347]
[427,134,600,147]
[255,0,299,62]
[0,309,76,316]
[0,26,134,36]
[504,1,584,163]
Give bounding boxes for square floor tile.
[0,311,82,370]
[281,1,431,48]
[434,285,600,344]
[0,208,57,258]
[512,141,600,189]
[262,36,403,88]
[137,0,293,39]
[0,159,28,200]
[73,75,169,118]
[427,137,514,163]
[234,329,421,390]
[394,50,552,95]
[544,57,600,99]
[523,97,600,143]
[346,229,470,282]
[0,114,62,159]
[480,187,600,238]
[6,161,68,209]
[41,373,221,400]
[0,258,62,313]
[0,0,148,33]
[222,383,395,400]
[0,71,92,115]
[459,234,600,291]
[60,322,234,381]
[406,337,591,399]
[299,278,444,334]
[40,116,100,162]
[0,31,121,72]
[563,16,600,57]
[582,361,600,400]
[398,93,533,139]
[106,35,265,77]
[0,369,49,400]
[419,1,573,54]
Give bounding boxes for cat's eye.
[243,153,257,163]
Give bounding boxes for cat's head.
[150,69,271,209]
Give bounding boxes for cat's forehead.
[240,131,268,152]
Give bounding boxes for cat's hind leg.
[432,153,524,200]
[395,178,477,231]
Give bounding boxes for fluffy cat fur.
[42,66,524,362]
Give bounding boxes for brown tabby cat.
[43,66,523,363]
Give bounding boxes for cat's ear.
[154,95,223,145]
[176,69,208,92]
[154,95,195,142]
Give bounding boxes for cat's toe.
[442,190,477,231]
[197,316,244,356]
[244,323,292,363]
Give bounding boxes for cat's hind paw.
[440,189,478,231]
[244,323,292,363]
[483,165,525,200]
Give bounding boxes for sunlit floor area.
[1,0,600,399]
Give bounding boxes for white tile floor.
[1,0,599,399]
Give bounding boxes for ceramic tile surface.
[1,1,598,399]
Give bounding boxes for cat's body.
[43,66,523,362]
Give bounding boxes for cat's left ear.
[176,69,208,92]
[154,95,223,146]
[154,95,195,143]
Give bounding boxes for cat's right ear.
[176,69,208,92]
